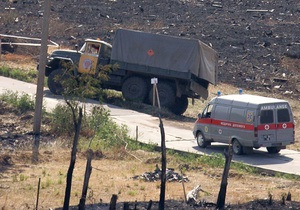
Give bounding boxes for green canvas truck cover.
[111,29,218,85]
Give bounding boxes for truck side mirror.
[75,44,78,52]
[198,113,202,119]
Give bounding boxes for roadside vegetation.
[1,90,300,181]
[1,86,300,209]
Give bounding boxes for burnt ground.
[1,0,300,97]
[1,0,300,209]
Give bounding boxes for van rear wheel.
[196,132,208,148]
[232,139,243,155]
[267,147,281,154]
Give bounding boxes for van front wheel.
[267,147,281,154]
[196,132,208,148]
[232,139,243,155]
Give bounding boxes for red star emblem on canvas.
[147,49,154,56]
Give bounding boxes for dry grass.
[0,53,37,71]
[1,147,300,209]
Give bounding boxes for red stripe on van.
[257,124,276,131]
[277,122,294,129]
[196,118,254,130]
[196,118,212,124]
[212,119,254,130]
[257,122,294,131]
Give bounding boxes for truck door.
[98,44,111,65]
[78,43,100,74]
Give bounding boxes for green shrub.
[18,94,35,113]
[79,106,131,151]
[0,66,37,83]
[50,103,131,152]
[0,91,35,113]
[0,90,19,105]
[49,104,74,135]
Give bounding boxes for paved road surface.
[1,76,299,176]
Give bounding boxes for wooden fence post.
[216,145,233,209]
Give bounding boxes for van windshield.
[202,104,213,118]
[260,110,273,124]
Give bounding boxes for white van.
[193,94,295,155]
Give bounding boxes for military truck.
[44,29,218,115]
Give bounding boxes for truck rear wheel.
[170,96,189,115]
[122,76,148,102]
[48,69,66,95]
[232,139,243,155]
[149,82,175,109]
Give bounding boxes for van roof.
[212,94,288,107]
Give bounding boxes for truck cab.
[78,39,112,74]
[44,39,112,95]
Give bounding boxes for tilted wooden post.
[109,194,118,210]
[63,105,83,209]
[216,145,233,209]
[78,149,94,210]
[158,115,166,210]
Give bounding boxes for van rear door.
[258,103,294,147]
[275,104,294,145]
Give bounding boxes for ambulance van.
[193,94,295,155]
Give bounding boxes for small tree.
[57,62,116,209]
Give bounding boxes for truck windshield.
[86,43,100,55]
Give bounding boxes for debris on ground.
[132,164,189,182]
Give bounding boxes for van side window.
[278,109,290,122]
[214,105,230,120]
[229,107,245,123]
[260,110,274,124]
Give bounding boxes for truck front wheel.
[149,82,175,109]
[48,69,65,95]
[122,76,148,102]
